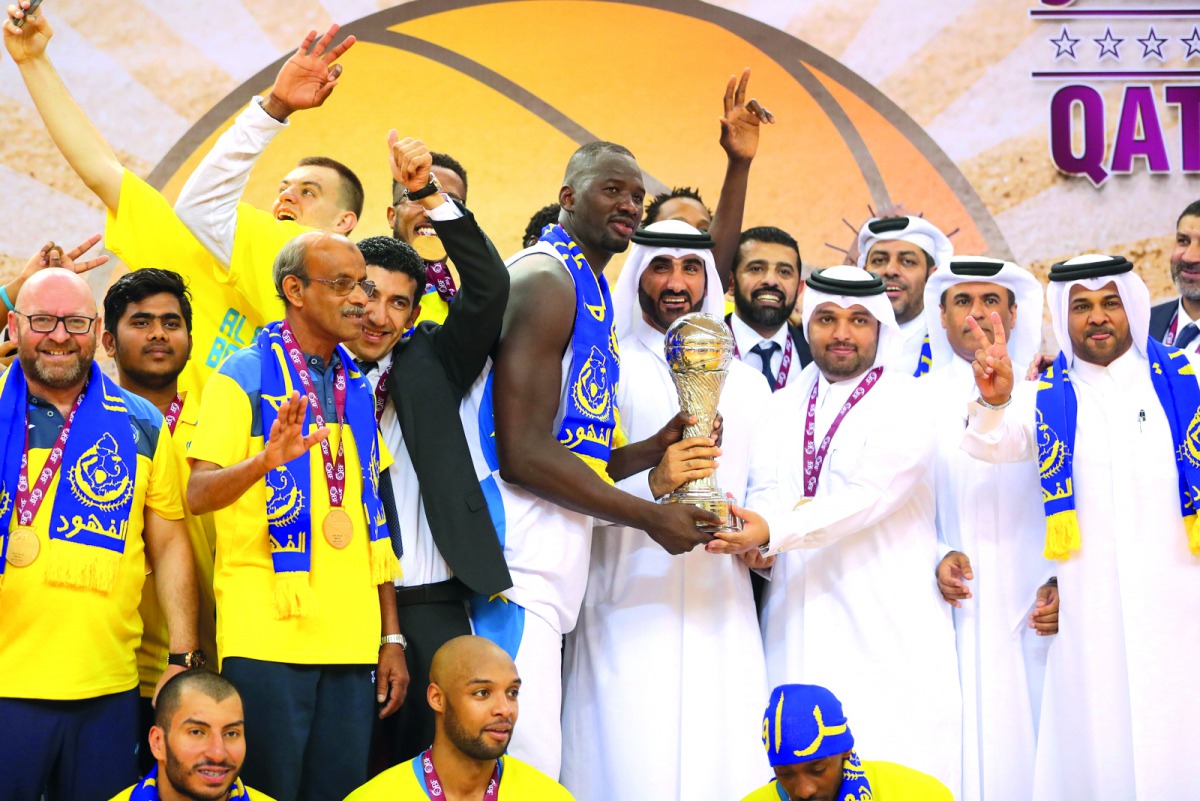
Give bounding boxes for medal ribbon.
[426,260,458,303]
[733,335,793,391]
[280,322,347,510]
[802,367,883,497]
[1166,308,1180,345]
[16,387,87,527]
[163,392,184,435]
[373,366,391,423]
[420,749,501,800]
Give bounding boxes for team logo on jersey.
[68,433,133,512]
[573,346,612,420]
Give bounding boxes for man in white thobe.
[922,256,1051,801]
[961,254,1200,800]
[713,264,961,795]
[561,221,772,801]
[857,216,953,378]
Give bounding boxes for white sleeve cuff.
[426,198,465,222]
[248,96,290,134]
[966,400,1006,435]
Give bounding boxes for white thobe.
[926,358,1051,801]
[888,317,929,377]
[758,365,961,795]
[561,318,773,801]
[962,348,1200,801]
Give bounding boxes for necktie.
[750,341,779,387]
[377,466,404,559]
[356,360,378,375]
[1177,322,1199,350]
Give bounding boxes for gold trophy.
[662,312,742,532]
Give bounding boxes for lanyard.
[373,365,391,423]
[419,749,501,800]
[280,322,347,509]
[163,393,184,435]
[17,387,87,526]
[802,367,883,497]
[1167,308,1180,346]
[733,335,794,391]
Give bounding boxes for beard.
[637,286,704,333]
[444,702,510,762]
[812,341,876,381]
[163,740,238,801]
[1171,259,1200,300]
[19,340,94,390]
[733,288,794,330]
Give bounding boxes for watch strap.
[405,178,441,201]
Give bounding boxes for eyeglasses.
[304,276,377,298]
[16,311,96,335]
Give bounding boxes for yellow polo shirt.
[108,778,276,801]
[740,761,953,801]
[105,171,296,401]
[189,345,392,666]
[136,391,218,697]
[0,374,183,700]
[345,754,574,800]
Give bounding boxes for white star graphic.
[1137,27,1168,60]
[1183,26,1200,60]
[1094,27,1125,61]
[1050,26,1081,60]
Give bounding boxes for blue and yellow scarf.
[539,224,623,480]
[913,332,932,377]
[256,321,396,618]
[129,765,252,799]
[0,361,136,590]
[771,751,872,800]
[1036,337,1200,559]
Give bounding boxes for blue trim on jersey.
[477,372,499,474]
[479,474,506,550]
[469,593,526,661]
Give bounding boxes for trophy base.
[661,490,744,534]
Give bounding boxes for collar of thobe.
[815,370,867,413]
[730,312,790,356]
[633,315,669,361]
[898,316,927,342]
[1069,346,1143,386]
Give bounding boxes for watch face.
[189,650,207,670]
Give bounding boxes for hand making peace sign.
[965,311,1014,406]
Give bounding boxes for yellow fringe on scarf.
[1187,514,1200,555]
[370,538,401,586]
[1043,509,1082,560]
[273,572,317,619]
[44,539,120,592]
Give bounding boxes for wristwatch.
[167,649,207,670]
[404,174,441,202]
[381,633,408,650]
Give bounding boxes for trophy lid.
[664,312,734,372]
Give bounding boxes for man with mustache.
[960,254,1200,800]
[100,270,221,774]
[921,257,1053,801]
[561,220,772,801]
[345,636,573,799]
[0,266,200,801]
[459,142,716,777]
[348,137,513,766]
[1,8,359,402]
[109,670,274,801]
[186,232,405,801]
[728,226,812,391]
[857,216,953,377]
[710,265,961,795]
[1149,199,1200,349]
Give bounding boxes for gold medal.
[412,232,447,263]
[792,498,813,510]
[6,526,40,567]
[323,508,354,549]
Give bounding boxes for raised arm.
[709,68,775,290]
[493,258,716,554]
[174,25,355,266]
[3,4,123,210]
[960,312,1040,464]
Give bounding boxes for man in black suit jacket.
[348,137,511,765]
[726,226,812,391]
[1151,200,1200,347]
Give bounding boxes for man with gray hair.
[187,231,406,801]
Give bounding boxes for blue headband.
[761,684,855,767]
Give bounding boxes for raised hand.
[644,502,720,555]
[1025,351,1056,381]
[966,311,1014,405]
[1031,580,1059,636]
[719,67,776,165]
[3,0,52,63]
[387,131,433,195]
[263,391,330,470]
[647,435,721,499]
[262,24,356,120]
[936,550,974,608]
[34,235,108,276]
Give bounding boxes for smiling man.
[109,671,275,801]
[346,636,573,799]
[1150,199,1200,349]
[857,216,953,376]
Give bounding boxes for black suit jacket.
[1150,298,1178,342]
[382,203,512,597]
[723,313,813,371]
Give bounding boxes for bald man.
[0,264,199,801]
[346,636,574,799]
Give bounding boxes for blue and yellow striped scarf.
[1036,338,1200,559]
[129,765,253,799]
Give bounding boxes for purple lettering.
[1049,84,1109,185]
[1111,85,1170,174]
[1166,85,1200,172]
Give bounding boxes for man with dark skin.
[463,142,716,777]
